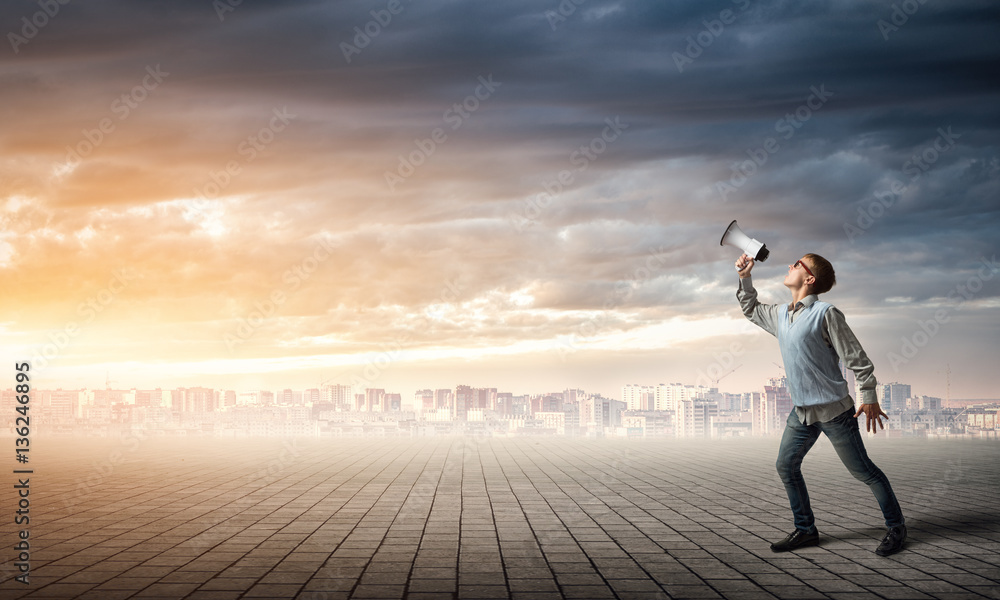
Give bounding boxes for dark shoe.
[876,524,907,556]
[770,529,819,552]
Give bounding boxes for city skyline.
[12,375,995,441]
[12,374,991,410]
[2,1,999,402]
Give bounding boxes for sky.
[1,0,998,401]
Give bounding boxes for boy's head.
[801,253,836,295]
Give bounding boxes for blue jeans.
[776,407,904,532]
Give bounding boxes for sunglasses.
[794,259,814,278]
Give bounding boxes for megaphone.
[720,220,769,268]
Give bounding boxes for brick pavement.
[1,435,998,599]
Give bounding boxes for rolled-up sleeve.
[737,275,780,337]
[824,307,878,404]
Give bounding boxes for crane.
[712,364,742,387]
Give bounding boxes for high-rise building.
[453,386,496,420]
[383,393,402,412]
[134,389,163,408]
[563,389,585,406]
[435,389,453,411]
[880,382,911,412]
[913,395,942,411]
[762,377,792,434]
[364,388,385,412]
[622,384,655,411]
[496,392,514,416]
[655,383,699,412]
[324,384,353,409]
[530,394,562,416]
[580,395,625,436]
[675,399,718,437]
[741,391,760,412]
[186,387,216,412]
[45,389,82,419]
[415,389,435,412]
[455,385,473,420]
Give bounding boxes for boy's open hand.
[736,253,754,278]
[854,403,889,433]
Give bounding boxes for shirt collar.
[791,294,819,311]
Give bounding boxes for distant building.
[364,388,385,412]
[880,382,911,412]
[762,377,792,434]
[914,395,942,411]
[535,411,566,435]
[580,395,625,436]
[324,384,353,410]
[414,389,435,412]
[622,384,655,411]
[655,383,699,412]
[383,393,402,412]
[675,399,718,438]
[496,392,514,416]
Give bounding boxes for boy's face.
[783,256,816,289]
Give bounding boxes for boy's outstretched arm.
[736,253,779,337]
[824,307,889,433]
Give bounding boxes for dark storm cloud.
[2,0,998,394]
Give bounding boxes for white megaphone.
[720,220,769,269]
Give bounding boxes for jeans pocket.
[829,407,857,429]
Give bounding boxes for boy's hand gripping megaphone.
[720,220,769,269]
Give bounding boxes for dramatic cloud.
[1,0,998,398]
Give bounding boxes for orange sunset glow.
[2,1,998,401]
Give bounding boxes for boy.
[736,252,906,556]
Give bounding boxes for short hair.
[803,253,836,295]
